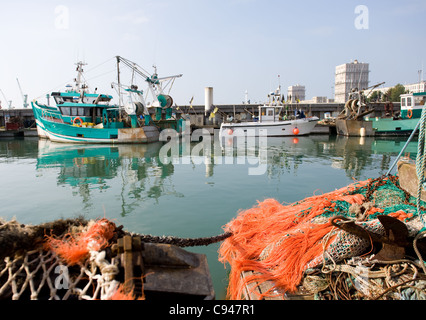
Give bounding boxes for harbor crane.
[16,78,29,108]
[0,88,12,109]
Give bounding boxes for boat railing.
[41,108,65,124]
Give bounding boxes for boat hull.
[367,117,420,136]
[219,117,319,137]
[336,119,374,136]
[32,102,159,144]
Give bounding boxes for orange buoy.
[293,127,299,135]
[73,117,83,126]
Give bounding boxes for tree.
[386,84,407,102]
[367,90,382,102]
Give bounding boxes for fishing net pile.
[0,218,142,300]
[0,215,226,300]
[219,174,426,300]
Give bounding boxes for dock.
[0,128,38,138]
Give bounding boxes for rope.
[416,104,426,228]
[131,231,232,247]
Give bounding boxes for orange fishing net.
[45,218,116,266]
[218,176,423,299]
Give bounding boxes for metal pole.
[116,56,122,122]
[386,119,421,175]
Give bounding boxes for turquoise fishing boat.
[366,91,426,136]
[32,57,184,144]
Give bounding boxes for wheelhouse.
[400,92,426,119]
[50,91,116,125]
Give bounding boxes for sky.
[0,0,425,108]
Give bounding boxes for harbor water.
[0,134,418,299]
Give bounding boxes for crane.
[0,88,12,109]
[16,78,29,108]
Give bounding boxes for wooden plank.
[240,271,315,300]
[123,235,134,294]
[398,159,426,201]
[240,271,285,300]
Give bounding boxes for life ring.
[73,117,83,126]
[407,109,413,119]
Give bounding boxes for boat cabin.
[51,91,121,128]
[258,105,284,123]
[400,92,426,119]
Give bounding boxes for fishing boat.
[335,85,377,137]
[31,57,183,144]
[366,91,426,136]
[219,86,319,138]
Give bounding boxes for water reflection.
[2,134,416,216]
[36,139,182,215]
[332,136,417,178]
[217,134,418,179]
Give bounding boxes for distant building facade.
[366,81,426,99]
[334,60,369,103]
[287,85,305,103]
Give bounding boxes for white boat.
[219,86,319,137]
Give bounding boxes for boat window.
[60,107,71,115]
[415,96,425,106]
[71,107,78,116]
[401,97,406,107]
[267,109,274,116]
[54,96,64,105]
[93,108,103,117]
[407,97,412,107]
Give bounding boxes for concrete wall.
[0,108,35,128]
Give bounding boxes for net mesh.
[219,174,426,300]
[0,218,139,300]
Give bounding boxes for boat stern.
[117,126,160,143]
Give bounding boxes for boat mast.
[74,61,88,93]
[116,56,122,121]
